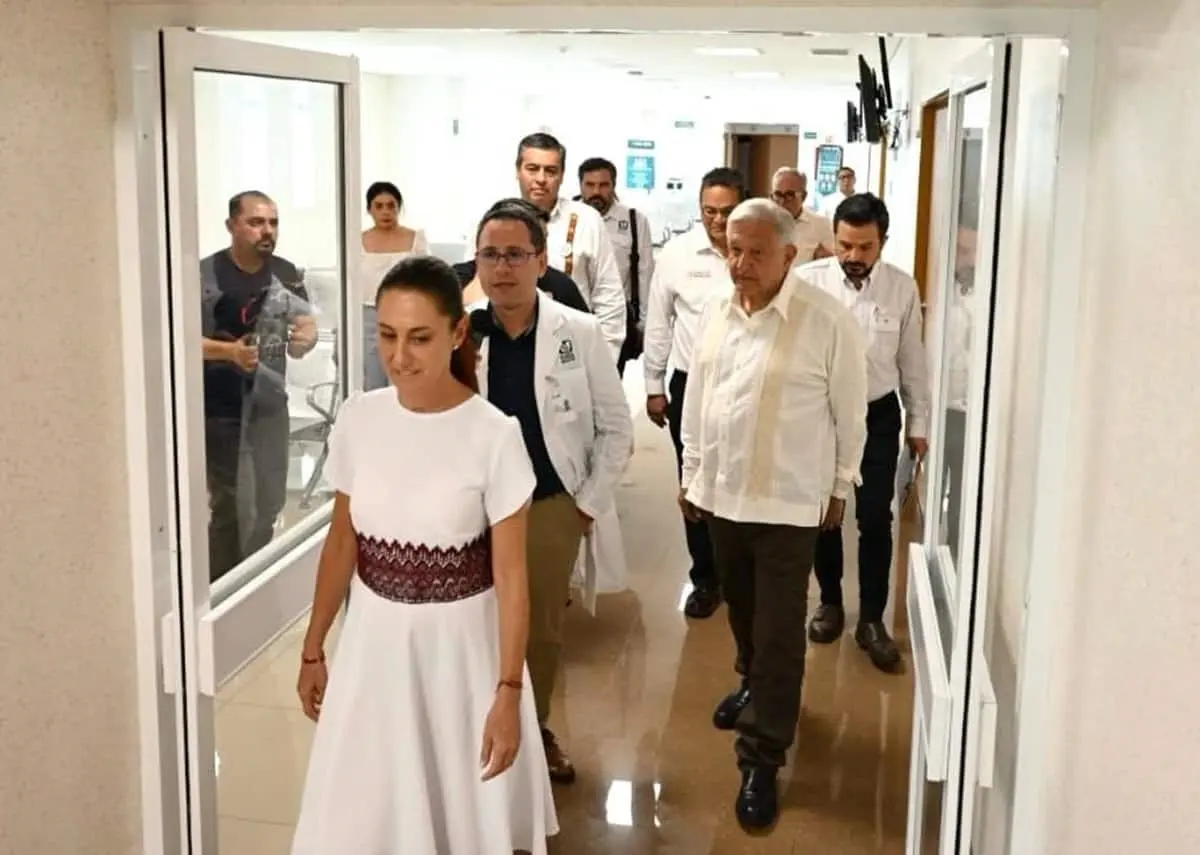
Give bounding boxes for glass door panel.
[159,28,360,852]
[906,38,1017,855]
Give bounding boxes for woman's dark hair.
[833,192,890,239]
[376,255,478,392]
[366,181,403,210]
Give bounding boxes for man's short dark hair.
[228,190,273,219]
[838,166,856,179]
[699,167,746,201]
[578,157,617,183]
[475,199,548,255]
[516,133,566,170]
[834,192,890,238]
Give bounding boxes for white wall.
[1039,2,1200,852]
[0,0,141,852]
[882,36,987,273]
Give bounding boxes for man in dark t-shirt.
[200,191,318,582]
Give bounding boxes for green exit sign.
[803,131,819,140]
[627,139,656,150]
[674,120,695,129]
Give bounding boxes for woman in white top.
[360,181,428,390]
[292,256,558,854]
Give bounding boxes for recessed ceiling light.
[695,47,762,57]
[733,70,780,80]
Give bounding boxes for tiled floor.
[215,372,917,854]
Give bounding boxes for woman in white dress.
[292,255,558,854]
[360,181,428,390]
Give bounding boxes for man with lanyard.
[770,167,835,263]
[643,167,744,620]
[472,202,633,785]
[514,132,627,361]
[576,156,655,377]
[200,191,318,581]
[796,192,930,672]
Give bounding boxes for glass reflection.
[937,88,988,563]
[193,71,343,591]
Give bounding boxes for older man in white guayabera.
[770,167,835,263]
[678,198,868,832]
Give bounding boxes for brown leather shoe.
[542,728,576,784]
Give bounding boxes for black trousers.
[666,370,718,591]
[813,392,903,623]
[710,517,819,770]
[205,405,291,583]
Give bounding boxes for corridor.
[214,370,916,854]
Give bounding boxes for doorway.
[723,123,800,196]
[114,8,1099,855]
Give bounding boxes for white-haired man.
[770,167,835,263]
[679,198,867,831]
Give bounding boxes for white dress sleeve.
[483,416,537,525]
[324,394,361,495]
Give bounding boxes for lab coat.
[476,292,635,612]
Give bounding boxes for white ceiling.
[213,29,891,95]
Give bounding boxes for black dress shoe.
[684,586,722,619]
[808,603,846,644]
[712,683,752,730]
[735,767,779,830]
[855,621,902,671]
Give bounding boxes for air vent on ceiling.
[810,48,851,57]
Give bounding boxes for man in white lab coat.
[471,201,633,785]
[515,132,627,360]
[576,156,656,376]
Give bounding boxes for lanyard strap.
[563,213,578,276]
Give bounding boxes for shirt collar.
[491,299,539,340]
[686,223,725,258]
[724,273,797,323]
[843,262,878,293]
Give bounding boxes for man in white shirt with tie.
[515,132,627,360]
[770,167,835,263]
[796,193,930,672]
[576,156,656,376]
[679,198,867,831]
[643,167,744,620]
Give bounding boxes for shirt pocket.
[868,311,901,350]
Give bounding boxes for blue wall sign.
[625,154,656,190]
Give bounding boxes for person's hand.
[288,316,318,357]
[821,497,846,531]
[577,508,594,534]
[480,689,521,781]
[296,655,328,722]
[679,489,706,523]
[229,337,259,372]
[906,436,929,460]
[646,395,669,428]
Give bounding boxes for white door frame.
[113,25,361,853]
[110,6,1096,855]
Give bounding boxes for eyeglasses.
[476,248,536,267]
[771,190,802,202]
